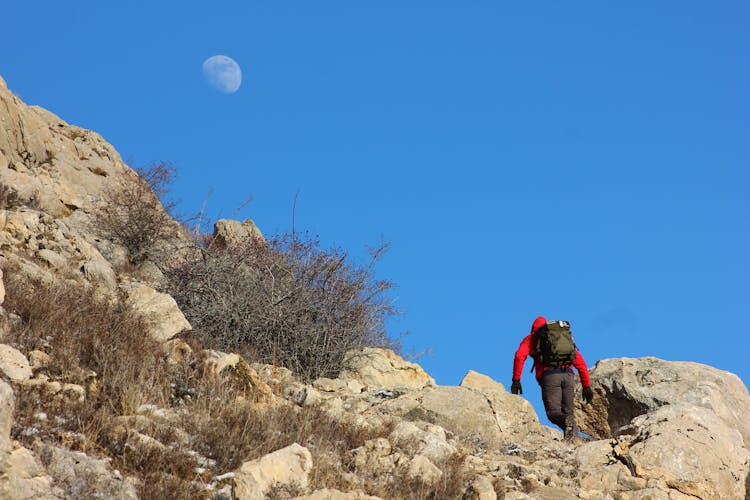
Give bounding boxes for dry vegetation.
[2,266,467,498]
[0,163,480,498]
[94,161,179,264]
[165,232,400,382]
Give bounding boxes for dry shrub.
[165,232,400,381]
[2,269,170,415]
[94,161,179,264]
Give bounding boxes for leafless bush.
[94,161,178,264]
[165,232,401,381]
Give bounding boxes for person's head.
[531,316,547,334]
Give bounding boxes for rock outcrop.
[576,357,750,446]
[576,357,750,500]
[212,218,264,248]
[233,443,313,499]
[0,344,33,381]
[339,347,435,390]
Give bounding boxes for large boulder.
[0,447,61,499]
[0,344,32,381]
[576,357,750,446]
[627,404,750,500]
[35,443,138,499]
[121,283,191,341]
[339,348,435,391]
[363,370,545,446]
[233,443,313,499]
[212,218,264,248]
[460,370,543,442]
[0,381,62,498]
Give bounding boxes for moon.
[202,55,242,94]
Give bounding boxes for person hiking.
[511,315,594,440]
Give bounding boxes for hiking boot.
[563,416,579,441]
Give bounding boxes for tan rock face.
[388,421,456,463]
[0,81,130,220]
[200,350,275,402]
[627,404,749,500]
[121,283,191,341]
[35,443,139,500]
[459,370,543,442]
[0,344,33,381]
[233,443,313,499]
[377,370,544,448]
[339,347,435,390]
[0,446,62,500]
[212,218,264,248]
[576,357,750,446]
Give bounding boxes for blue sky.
[3,1,748,426]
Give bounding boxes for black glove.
[511,380,523,395]
[582,386,594,404]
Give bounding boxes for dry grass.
[1,264,468,499]
[3,269,170,415]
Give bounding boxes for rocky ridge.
[1,75,749,498]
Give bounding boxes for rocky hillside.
[1,75,749,499]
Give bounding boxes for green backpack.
[534,320,576,367]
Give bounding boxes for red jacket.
[512,316,591,387]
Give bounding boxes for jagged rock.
[201,350,275,402]
[35,443,138,499]
[576,357,750,446]
[293,489,381,499]
[460,370,544,442]
[80,260,117,290]
[405,454,443,484]
[0,79,133,220]
[626,404,749,500]
[388,421,457,463]
[0,268,5,305]
[346,437,404,474]
[463,475,497,500]
[0,344,33,381]
[0,446,62,499]
[254,363,296,396]
[575,439,635,494]
[339,348,435,390]
[233,443,313,499]
[401,385,513,446]
[121,283,190,341]
[0,380,61,498]
[213,218,264,248]
[36,249,67,270]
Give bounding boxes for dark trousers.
[539,370,576,431]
